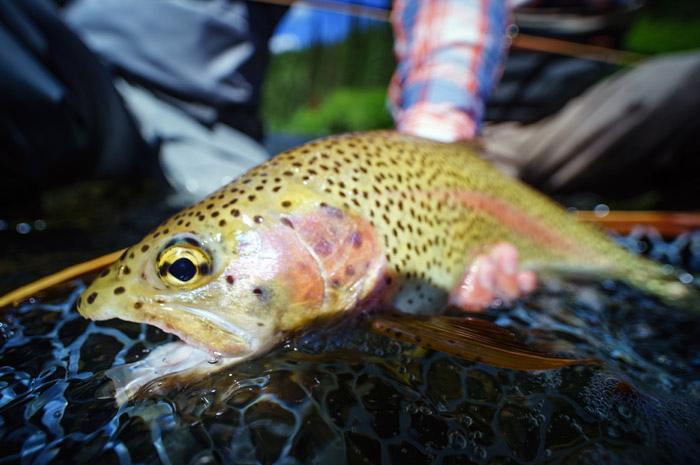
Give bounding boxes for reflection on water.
[1,230,700,464]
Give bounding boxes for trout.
[75,131,691,400]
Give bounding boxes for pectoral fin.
[369,311,599,370]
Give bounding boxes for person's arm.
[389,0,512,142]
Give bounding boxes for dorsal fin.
[369,311,599,370]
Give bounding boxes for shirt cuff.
[395,102,478,142]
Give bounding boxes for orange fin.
[369,311,600,370]
[0,249,125,308]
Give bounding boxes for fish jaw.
[78,292,264,357]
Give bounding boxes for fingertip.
[517,270,537,294]
[492,242,518,275]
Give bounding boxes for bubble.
[617,405,632,418]
[16,223,31,234]
[458,415,473,427]
[0,219,7,231]
[679,273,693,284]
[593,204,610,218]
[34,219,47,231]
[418,406,433,416]
[505,23,519,39]
[404,403,418,414]
[448,430,467,449]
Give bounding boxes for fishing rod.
[253,0,647,66]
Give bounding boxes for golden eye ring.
[157,243,212,289]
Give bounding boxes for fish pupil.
[169,258,196,282]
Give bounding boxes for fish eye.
[169,257,196,282]
[157,241,212,288]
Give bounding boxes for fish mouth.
[79,298,256,357]
[142,303,256,357]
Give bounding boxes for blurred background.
[260,0,699,141]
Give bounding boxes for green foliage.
[261,22,395,135]
[623,16,700,54]
[622,0,700,54]
[273,87,393,134]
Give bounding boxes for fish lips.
[79,298,256,357]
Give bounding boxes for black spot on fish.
[280,218,294,229]
[123,266,131,275]
[114,287,125,295]
[351,232,363,248]
[219,219,227,227]
[119,250,128,261]
[100,269,110,278]
[141,245,150,253]
[254,216,263,224]
[198,262,210,276]
[134,302,143,309]
[226,275,235,285]
[281,201,291,208]
[159,262,171,276]
[314,239,333,256]
[87,292,98,304]
[184,237,200,247]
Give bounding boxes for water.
[1,228,700,464]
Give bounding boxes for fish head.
[77,184,385,358]
[77,226,278,357]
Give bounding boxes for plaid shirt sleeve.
[389,0,512,142]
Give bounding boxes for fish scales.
[77,131,690,361]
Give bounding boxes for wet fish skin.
[76,131,690,359]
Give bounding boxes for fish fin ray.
[369,311,599,370]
